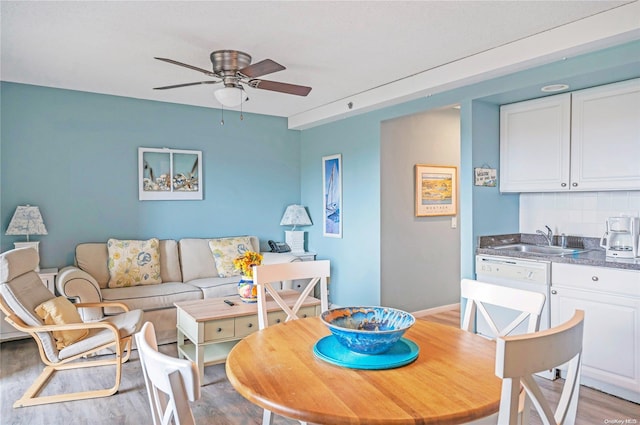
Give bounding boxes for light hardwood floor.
[1,308,637,425]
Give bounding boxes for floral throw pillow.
[208,237,254,277]
[107,238,162,288]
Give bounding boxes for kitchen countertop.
[476,234,640,271]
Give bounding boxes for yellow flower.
[233,251,263,278]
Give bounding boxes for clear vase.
[237,276,258,303]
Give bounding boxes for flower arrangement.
[233,251,263,279]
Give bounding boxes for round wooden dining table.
[225,317,502,425]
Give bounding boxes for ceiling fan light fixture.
[214,86,248,107]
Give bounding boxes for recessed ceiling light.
[541,84,569,93]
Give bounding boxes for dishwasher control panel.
[476,255,550,284]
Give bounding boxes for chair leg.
[13,346,126,408]
[261,407,307,425]
[262,408,274,425]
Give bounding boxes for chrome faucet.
[536,225,553,246]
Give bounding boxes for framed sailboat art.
[322,154,342,238]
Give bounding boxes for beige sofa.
[56,236,297,344]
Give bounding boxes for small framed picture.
[474,167,497,187]
[414,164,457,217]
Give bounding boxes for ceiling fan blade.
[154,57,216,77]
[154,81,220,90]
[239,59,286,78]
[248,79,312,96]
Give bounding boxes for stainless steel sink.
[489,243,589,256]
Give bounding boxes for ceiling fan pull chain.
[220,105,225,126]
[240,91,244,121]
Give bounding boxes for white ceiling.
[2,1,639,129]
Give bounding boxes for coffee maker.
[600,216,639,259]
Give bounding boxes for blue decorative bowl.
[320,307,416,355]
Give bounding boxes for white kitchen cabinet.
[571,78,640,190]
[500,94,571,192]
[551,263,640,403]
[500,78,640,192]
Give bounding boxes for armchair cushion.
[58,308,144,361]
[0,247,40,282]
[208,236,254,277]
[35,296,89,349]
[0,269,59,362]
[107,239,161,288]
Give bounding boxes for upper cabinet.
[500,78,640,192]
[500,94,571,192]
[571,79,640,191]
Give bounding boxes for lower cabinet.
[551,263,640,403]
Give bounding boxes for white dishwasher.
[475,254,555,379]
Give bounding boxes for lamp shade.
[280,205,312,230]
[214,87,249,107]
[5,205,48,241]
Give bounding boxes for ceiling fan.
[154,50,312,107]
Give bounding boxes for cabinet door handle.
[551,290,557,295]
[217,327,223,333]
[561,183,567,187]
[592,276,599,282]
[247,323,253,328]
[572,182,578,187]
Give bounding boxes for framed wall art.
[414,164,457,217]
[322,154,342,238]
[138,147,202,201]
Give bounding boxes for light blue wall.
[468,100,520,275]
[300,114,382,306]
[1,83,302,267]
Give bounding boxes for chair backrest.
[0,247,60,362]
[253,260,330,330]
[135,322,200,425]
[495,310,584,425]
[461,278,546,337]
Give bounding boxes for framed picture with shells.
[138,147,202,200]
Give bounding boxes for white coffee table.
[174,290,321,383]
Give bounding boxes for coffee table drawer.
[235,316,259,338]
[268,306,317,326]
[204,319,235,341]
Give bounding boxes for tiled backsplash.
[520,191,640,238]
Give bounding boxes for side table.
[0,268,58,342]
[291,251,316,262]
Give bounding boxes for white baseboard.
[412,303,460,317]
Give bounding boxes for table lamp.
[280,204,312,254]
[5,205,48,271]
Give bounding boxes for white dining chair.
[495,310,584,425]
[135,321,201,425]
[252,260,330,425]
[460,278,547,425]
[461,278,546,337]
[253,259,330,330]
